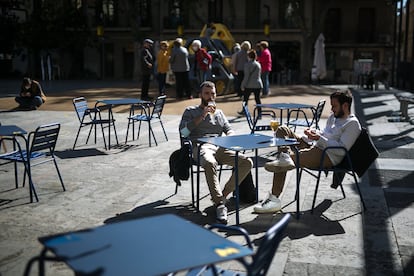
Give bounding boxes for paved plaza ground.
[0,81,413,275]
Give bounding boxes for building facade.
[0,0,397,85]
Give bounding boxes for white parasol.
[313,33,327,80]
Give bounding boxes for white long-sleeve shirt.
[315,113,361,165]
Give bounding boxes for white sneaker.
[254,193,282,213]
[216,204,228,224]
[264,152,295,173]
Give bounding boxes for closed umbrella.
[313,33,327,80]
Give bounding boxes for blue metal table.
[256,103,315,125]
[0,125,27,137]
[27,214,253,276]
[95,98,151,149]
[198,133,300,225]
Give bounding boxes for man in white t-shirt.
[254,89,361,213]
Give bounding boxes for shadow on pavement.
[103,196,213,227]
[55,148,107,159]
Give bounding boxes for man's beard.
[334,108,345,118]
[201,98,209,106]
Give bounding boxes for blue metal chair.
[287,99,326,131]
[73,97,118,150]
[187,214,291,276]
[299,128,378,213]
[242,102,276,134]
[126,95,168,146]
[0,123,65,202]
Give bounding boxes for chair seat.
[90,119,116,124]
[287,119,309,127]
[128,114,151,121]
[0,151,44,162]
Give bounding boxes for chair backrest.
[248,214,291,276]
[312,99,326,129]
[151,95,167,119]
[337,127,379,177]
[28,123,61,154]
[242,102,255,132]
[73,97,89,123]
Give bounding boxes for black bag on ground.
[235,172,256,203]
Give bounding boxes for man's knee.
[34,96,43,107]
[276,125,291,138]
[241,157,253,169]
[201,158,218,171]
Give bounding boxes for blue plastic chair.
[187,214,291,276]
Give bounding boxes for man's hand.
[304,128,320,140]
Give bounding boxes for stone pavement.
[0,82,413,275]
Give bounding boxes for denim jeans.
[15,96,43,108]
[261,71,270,95]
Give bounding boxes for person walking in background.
[241,50,263,117]
[234,41,251,102]
[257,41,272,97]
[170,38,192,99]
[15,77,47,110]
[157,40,170,96]
[191,40,212,89]
[140,38,154,100]
[231,43,241,76]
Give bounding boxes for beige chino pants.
[195,143,253,205]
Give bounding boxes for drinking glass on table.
[270,119,280,141]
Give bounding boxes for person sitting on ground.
[179,81,253,224]
[15,77,47,110]
[254,89,361,213]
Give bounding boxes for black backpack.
[168,144,191,186]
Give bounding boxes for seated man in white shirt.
[254,89,361,213]
[179,81,253,223]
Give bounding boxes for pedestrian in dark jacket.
[170,38,192,99]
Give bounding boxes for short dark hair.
[247,49,257,59]
[330,89,353,110]
[200,81,215,89]
[22,77,32,86]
